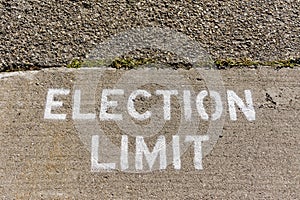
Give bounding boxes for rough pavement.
[0,0,300,70]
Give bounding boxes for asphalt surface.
[0,0,300,70]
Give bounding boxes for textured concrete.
[0,67,299,199]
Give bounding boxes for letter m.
[135,136,166,170]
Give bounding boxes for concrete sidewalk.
[0,67,299,199]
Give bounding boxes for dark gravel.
[0,0,300,71]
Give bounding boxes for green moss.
[67,59,82,68]
[264,58,300,68]
[109,57,153,69]
[82,59,112,68]
[80,57,153,69]
[82,57,300,70]
[214,57,300,69]
[106,57,194,69]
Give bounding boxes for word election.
[44,88,255,122]
[43,88,256,171]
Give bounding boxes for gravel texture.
[0,0,300,70]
